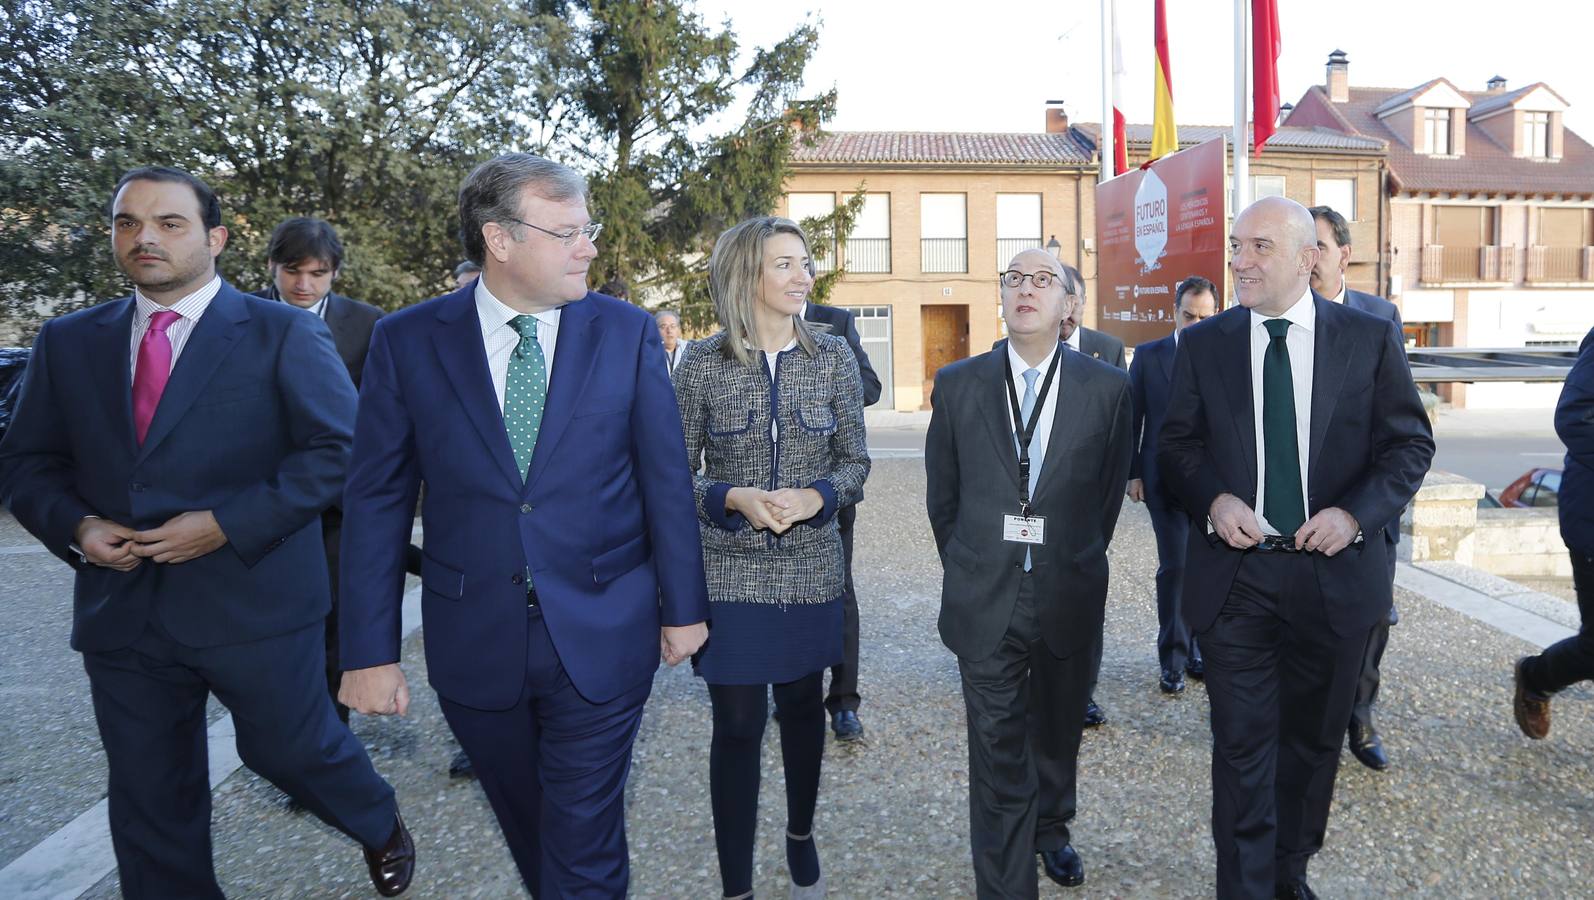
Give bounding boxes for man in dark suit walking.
[1513,325,1594,738]
[1127,275,1219,694]
[337,154,710,897]
[928,249,1132,894]
[255,216,384,725]
[804,300,882,740]
[1310,205,1406,772]
[0,167,413,898]
[1160,196,1433,899]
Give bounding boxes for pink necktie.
[132,310,180,444]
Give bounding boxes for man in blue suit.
[1513,325,1594,738]
[0,167,413,898]
[1310,205,1406,773]
[1161,197,1433,899]
[1127,275,1219,695]
[337,153,710,898]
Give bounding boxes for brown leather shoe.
[1513,658,1551,740]
[363,812,415,896]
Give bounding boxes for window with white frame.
[787,192,836,272]
[845,193,891,273]
[1522,112,1551,158]
[1250,175,1286,199]
[1424,108,1452,155]
[1314,178,1357,222]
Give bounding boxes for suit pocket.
[944,535,981,572]
[795,404,837,434]
[592,533,651,585]
[708,407,756,437]
[194,386,270,407]
[574,393,628,418]
[1072,538,1106,566]
[422,553,465,600]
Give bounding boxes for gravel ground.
[24,459,1594,898]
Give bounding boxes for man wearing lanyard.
[927,249,1133,894]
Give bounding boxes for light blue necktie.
[1019,367,1040,571]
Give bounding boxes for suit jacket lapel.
[136,287,248,462]
[1307,297,1352,488]
[89,298,137,457]
[1156,335,1175,387]
[526,297,602,495]
[975,351,1022,488]
[1215,311,1258,491]
[431,290,524,492]
[1029,349,1077,503]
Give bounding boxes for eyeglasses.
[1000,270,1061,290]
[504,218,604,247]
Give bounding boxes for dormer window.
[1522,112,1550,158]
[1425,109,1452,154]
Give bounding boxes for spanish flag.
[1149,0,1178,161]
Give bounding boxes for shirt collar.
[1063,327,1082,351]
[1326,277,1346,304]
[1250,286,1316,334]
[1006,339,1059,380]
[308,295,330,318]
[475,277,562,335]
[135,274,222,324]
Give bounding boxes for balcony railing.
[1420,245,1516,284]
[995,237,1043,270]
[811,241,837,274]
[921,237,968,273]
[844,237,891,273]
[1526,245,1594,283]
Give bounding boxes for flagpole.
[1101,0,1115,183]
[1233,0,1249,215]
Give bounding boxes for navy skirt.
[693,597,844,686]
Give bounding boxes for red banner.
[1093,135,1228,348]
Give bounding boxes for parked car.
[1479,489,1503,509]
[0,347,30,443]
[1499,467,1562,509]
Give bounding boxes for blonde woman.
[674,216,870,899]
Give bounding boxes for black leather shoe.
[448,749,475,779]
[1159,670,1186,694]
[363,812,415,897]
[1347,721,1389,771]
[1185,657,1205,680]
[1039,844,1085,887]
[1274,876,1319,899]
[1082,699,1106,728]
[831,709,863,741]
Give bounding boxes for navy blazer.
[1556,327,1594,556]
[253,290,385,388]
[804,303,883,407]
[1157,295,1435,635]
[1128,333,1179,510]
[0,283,357,651]
[1342,289,1404,544]
[1079,326,1128,370]
[338,286,710,709]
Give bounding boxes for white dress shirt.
[1063,327,1082,353]
[1004,341,1061,488]
[1250,289,1315,535]
[129,275,222,377]
[1325,277,1346,304]
[475,279,562,414]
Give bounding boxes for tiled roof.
[1078,122,1385,152]
[789,130,1097,166]
[1371,78,1454,116]
[1467,82,1569,119]
[1293,84,1594,197]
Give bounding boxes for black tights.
[708,671,826,897]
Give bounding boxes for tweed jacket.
[675,329,870,606]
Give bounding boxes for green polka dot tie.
[504,315,547,483]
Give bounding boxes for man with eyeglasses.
[336,153,710,896]
[928,249,1132,893]
[1159,196,1433,899]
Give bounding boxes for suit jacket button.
[511,573,524,585]
[130,482,146,492]
[520,503,533,514]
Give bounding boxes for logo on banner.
[1134,170,1169,273]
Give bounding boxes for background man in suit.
[256,216,383,726]
[454,260,482,289]
[803,299,882,740]
[1309,205,1406,773]
[1159,196,1433,899]
[0,167,412,898]
[1513,325,1594,739]
[654,308,690,380]
[928,249,1132,894]
[336,153,710,897]
[1127,275,1219,695]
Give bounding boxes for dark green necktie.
[1262,318,1305,535]
[504,315,547,482]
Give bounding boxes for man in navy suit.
[1127,275,1219,694]
[0,167,413,898]
[1310,205,1406,773]
[337,153,710,897]
[1513,325,1594,738]
[803,300,882,740]
[1160,197,1433,899]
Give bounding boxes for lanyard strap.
[1005,343,1063,517]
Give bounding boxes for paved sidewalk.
[5,459,1593,898]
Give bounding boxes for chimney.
[1486,75,1508,93]
[1045,100,1069,134]
[1277,102,1294,126]
[1326,49,1349,103]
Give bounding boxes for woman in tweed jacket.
[674,216,869,900]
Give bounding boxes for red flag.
[1251,0,1281,153]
